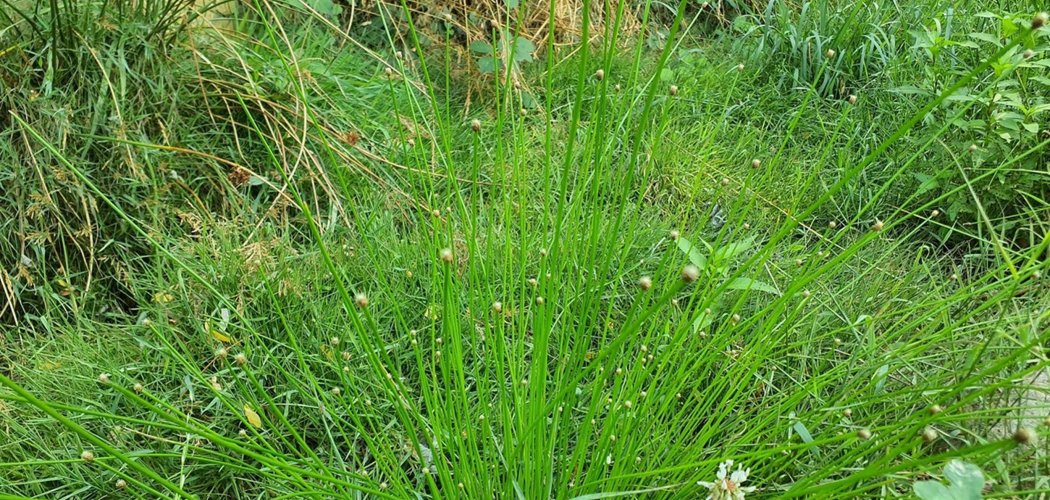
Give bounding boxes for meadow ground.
[1,0,1048,497]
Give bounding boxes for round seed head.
[1023,49,1034,59]
[98,373,110,384]
[439,247,454,263]
[116,479,127,490]
[519,108,527,117]
[331,387,342,396]
[795,259,804,267]
[432,208,441,217]
[539,248,548,257]
[528,277,538,287]
[752,158,761,169]
[872,220,884,232]
[731,313,741,324]
[848,94,858,105]
[1033,12,1047,29]
[929,404,943,415]
[215,347,228,359]
[826,48,836,58]
[828,220,837,228]
[669,84,678,96]
[931,209,940,217]
[234,353,247,366]
[133,383,144,393]
[921,427,937,443]
[536,296,545,305]
[743,223,751,230]
[736,63,745,72]
[330,336,340,346]
[405,270,413,278]
[802,290,811,298]
[238,429,248,437]
[595,69,605,81]
[470,119,481,133]
[1013,427,1035,445]
[638,276,653,291]
[968,143,978,153]
[669,229,680,241]
[614,83,621,92]
[843,408,853,417]
[354,293,369,309]
[681,265,700,283]
[721,177,731,186]
[492,301,502,313]
[81,450,95,462]
[856,428,872,440]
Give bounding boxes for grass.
[1,0,1048,497]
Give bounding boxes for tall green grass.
[1,1,1047,497]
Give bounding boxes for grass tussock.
[1,0,1048,498]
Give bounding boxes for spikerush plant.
[1,1,1048,499]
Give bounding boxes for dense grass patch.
[1,1,1047,498]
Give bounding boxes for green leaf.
[505,0,519,8]
[943,460,984,498]
[691,309,713,334]
[912,172,940,195]
[469,40,493,54]
[873,364,889,394]
[307,0,342,17]
[513,37,535,63]
[676,237,708,269]
[477,57,497,74]
[712,235,757,265]
[725,277,780,295]
[914,481,953,499]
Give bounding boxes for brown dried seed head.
[752,158,761,169]
[470,119,481,132]
[439,248,454,263]
[595,69,605,81]
[1013,427,1036,445]
[681,265,700,283]
[856,428,872,440]
[669,84,679,96]
[638,276,653,291]
[354,293,369,309]
[1032,12,1047,29]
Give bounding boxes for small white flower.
[698,460,756,499]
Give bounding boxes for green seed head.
[98,373,110,384]
[354,293,369,308]
[595,69,605,81]
[857,428,872,440]
[234,353,247,366]
[921,427,937,443]
[470,119,481,132]
[929,404,943,415]
[669,84,679,96]
[116,479,127,490]
[848,94,858,105]
[439,248,453,263]
[81,450,95,462]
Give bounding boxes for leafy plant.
[896,10,1049,240]
[469,28,535,75]
[914,460,986,500]
[677,235,779,334]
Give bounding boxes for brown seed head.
[681,265,700,283]
[439,247,454,263]
[470,119,481,133]
[638,276,653,291]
